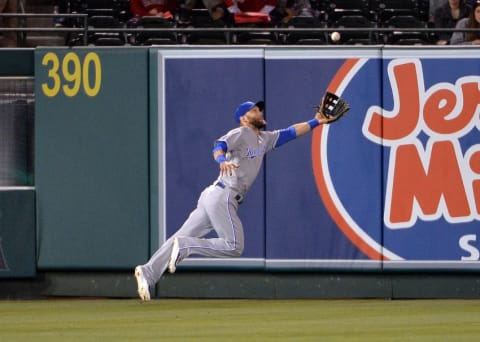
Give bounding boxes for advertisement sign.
[306,48,480,269]
[379,50,480,268]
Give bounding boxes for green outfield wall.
[34,48,150,269]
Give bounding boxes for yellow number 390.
[41,52,102,98]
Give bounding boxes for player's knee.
[225,239,243,257]
[231,242,244,257]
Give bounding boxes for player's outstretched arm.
[275,110,329,148]
[291,108,333,138]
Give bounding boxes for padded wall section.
[34,48,150,269]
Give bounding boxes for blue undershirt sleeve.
[274,126,297,148]
[212,141,228,154]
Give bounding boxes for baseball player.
[135,99,335,301]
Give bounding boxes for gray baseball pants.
[140,183,244,286]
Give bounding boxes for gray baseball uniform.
[138,126,280,286]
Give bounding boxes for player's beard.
[249,117,267,129]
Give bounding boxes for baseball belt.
[215,181,243,204]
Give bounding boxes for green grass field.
[0,299,479,341]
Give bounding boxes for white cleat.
[168,237,180,274]
[134,266,151,301]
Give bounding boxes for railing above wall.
[0,13,479,46]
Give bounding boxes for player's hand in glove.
[315,91,350,124]
[315,107,336,124]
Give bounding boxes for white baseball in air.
[330,31,341,42]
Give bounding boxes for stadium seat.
[185,9,230,44]
[132,17,178,45]
[87,15,126,45]
[382,15,431,45]
[324,0,374,26]
[372,0,420,25]
[332,15,378,45]
[80,0,130,22]
[232,26,278,45]
[64,0,130,45]
[232,18,278,45]
[281,16,327,45]
[416,0,430,22]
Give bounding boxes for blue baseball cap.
[235,100,265,123]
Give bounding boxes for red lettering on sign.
[470,150,480,215]
[424,82,480,135]
[364,59,480,228]
[388,141,471,226]
[366,62,420,141]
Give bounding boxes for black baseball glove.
[315,91,350,123]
